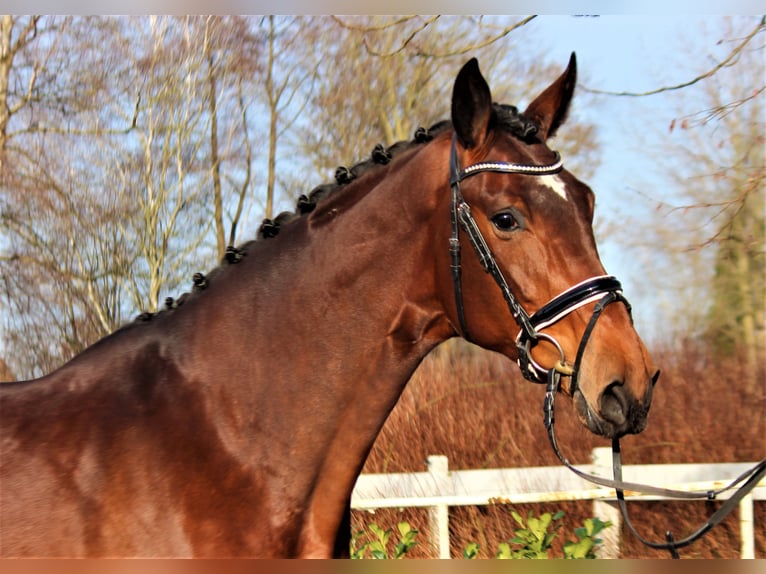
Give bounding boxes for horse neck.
[181,139,455,525]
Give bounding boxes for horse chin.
[573,389,620,439]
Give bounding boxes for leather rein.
[447,133,766,558]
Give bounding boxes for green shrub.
[464,510,612,559]
[563,517,612,559]
[352,511,610,559]
[350,521,419,559]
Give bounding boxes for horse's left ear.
[523,52,577,141]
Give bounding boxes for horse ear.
[523,52,577,141]
[451,58,493,149]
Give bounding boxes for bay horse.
[0,54,658,557]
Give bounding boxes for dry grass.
[352,338,765,559]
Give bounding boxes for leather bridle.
[448,133,628,389]
[447,133,766,558]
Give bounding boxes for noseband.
[448,133,628,391]
[447,132,766,558]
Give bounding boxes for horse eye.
[491,211,519,231]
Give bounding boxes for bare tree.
[103,16,262,309]
[297,16,599,188]
[615,17,764,388]
[1,16,262,377]
[0,15,43,161]
[1,16,135,377]
[102,16,212,313]
[200,16,261,258]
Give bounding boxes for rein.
[447,133,766,558]
[545,367,766,558]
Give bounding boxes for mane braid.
[492,103,539,141]
[133,105,535,323]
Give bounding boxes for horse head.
[441,55,659,439]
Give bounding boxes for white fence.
[351,448,765,559]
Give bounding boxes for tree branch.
[330,15,422,33]
[331,15,537,59]
[581,18,765,97]
[412,16,538,58]
[678,86,766,127]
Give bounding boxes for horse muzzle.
[574,370,659,439]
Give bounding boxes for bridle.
[447,132,766,558]
[448,133,627,390]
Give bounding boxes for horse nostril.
[600,382,628,427]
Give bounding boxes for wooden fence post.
[740,493,755,559]
[426,455,451,559]
[591,447,621,558]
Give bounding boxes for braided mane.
[134,104,537,322]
